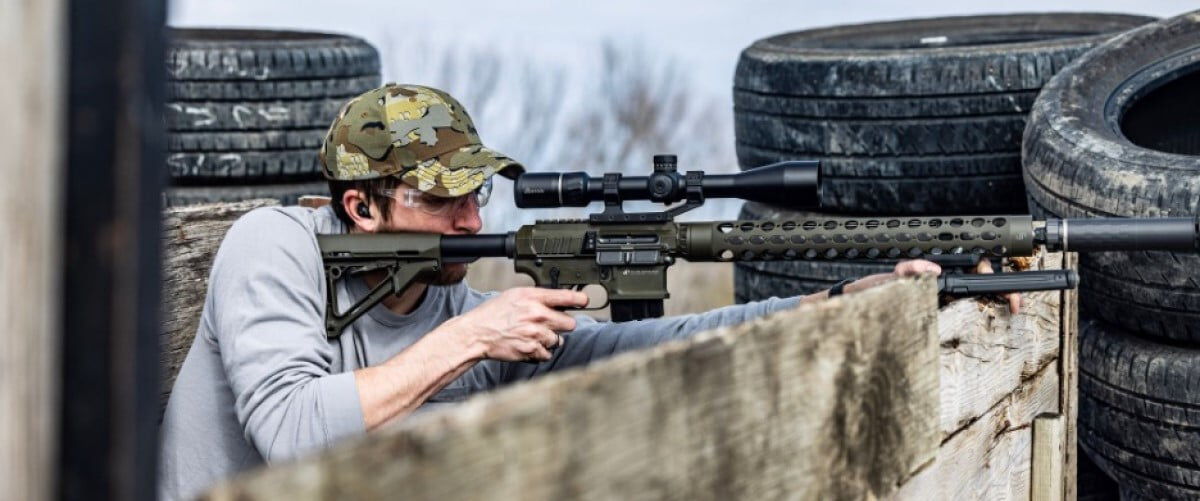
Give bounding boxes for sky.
[169,0,1190,99]
[168,1,1194,226]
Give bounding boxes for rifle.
[318,155,1199,338]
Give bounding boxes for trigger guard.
[570,284,609,312]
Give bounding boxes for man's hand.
[442,287,588,363]
[893,259,942,278]
[356,287,586,429]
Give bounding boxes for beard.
[421,262,468,285]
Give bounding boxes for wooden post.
[57,0,167,499]
[0,0,65,499]
[161,200,279,412]
[1058,253,1079,501]
[1032,414,1066,501]
[892,249,1068,500]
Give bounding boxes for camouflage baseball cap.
[320,83,524,197]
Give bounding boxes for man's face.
[373,187,484,285]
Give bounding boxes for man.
[159,84,1017,499]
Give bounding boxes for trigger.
[549,267,561,289]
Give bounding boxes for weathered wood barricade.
[162,201,1078,501]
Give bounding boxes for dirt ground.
[465,259,735,320]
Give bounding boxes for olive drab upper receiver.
[318,155,1200,338]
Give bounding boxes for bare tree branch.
[373,28,736,227]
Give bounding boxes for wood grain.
[1032,414,1065,501]
[1058,252,1079,501]
[935,251,1063,437]
[894,363,1060,501]
[160,199,277,411]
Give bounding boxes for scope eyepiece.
[513,157,821,209]
[514,172,592,207]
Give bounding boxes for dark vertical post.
[60,0,166,498]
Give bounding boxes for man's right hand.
[441,287,588,363]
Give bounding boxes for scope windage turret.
[513,156,820,209]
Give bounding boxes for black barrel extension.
[1039,217,1200,253]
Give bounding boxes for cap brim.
[400,145,525,197]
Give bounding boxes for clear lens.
[418,193,456,214]
[475,177,492,207]
[382,178,491,216]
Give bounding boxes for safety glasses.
[376,177,492,216]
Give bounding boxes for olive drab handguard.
[318,155,1200,338]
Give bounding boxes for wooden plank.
[161,199,278,411]
[206,277,941,501]
[1032,414,1065,501]
[935,252,1064,437]
[0,0,63,498]
[1058,252,1079,501]
[894,362,1061,501]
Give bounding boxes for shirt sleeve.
[207,208,365,463]
[500,295,802,382]
[437,286,506,393]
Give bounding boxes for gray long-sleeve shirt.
[158,205,800,500]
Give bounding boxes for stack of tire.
[1023,12,1200,500]
[731,14,1153,302]
[164,29,381,206]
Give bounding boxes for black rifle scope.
[514,155,819,209]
